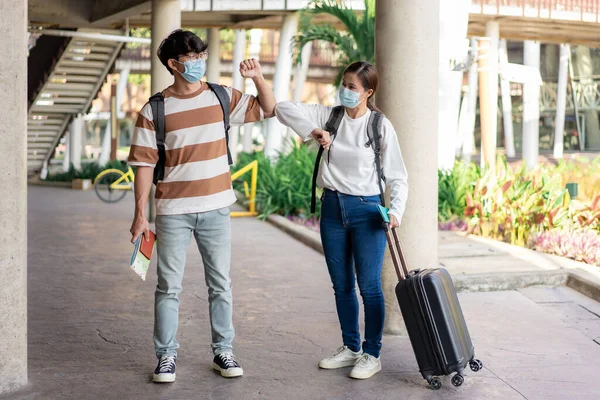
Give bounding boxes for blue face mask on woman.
[174,58,206,83]
[338,87,364,109]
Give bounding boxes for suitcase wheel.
[451,374,464,387]
[469,359,483,372]
[428,377,442,390]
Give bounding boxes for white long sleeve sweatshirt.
[274,101,408,223]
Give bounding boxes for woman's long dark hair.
[343,61,382,113]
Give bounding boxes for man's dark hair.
[157,29,207,75]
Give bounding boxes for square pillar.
[0,0,28,394]
[264,13,299,158]
[149,0,181,222]
[376,0,439,334]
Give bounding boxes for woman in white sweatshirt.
[274,61,408,380]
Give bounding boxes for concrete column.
[232,30,246,92]
[554,44,570,159]
[0,0,27,394]
[292,43,312,102]
[98,120,111,167]
[376,0,439,334]
[241,124,254,153]
[206,28,221,83]
[245,28,262,94]
[109,84,119,161]
[456,91,467,156]
[523,41,541,169]
[264,13,299,158]
[151,0,181,222]
[116,67,130,114]
[285,42,313,148]
[484,21,499,168]
[41,160,49,180]
[151,0,181,94]
[69,115,83,171]
[63,131,71,172]
[458,38,478,162]
[478,38,495,174]
[438,0,470,171]
[544,44,559,80]
[499,39,516,157]
[575,45,600,149]
[242,29,263,153]
[229,29,246,163]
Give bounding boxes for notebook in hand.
[130,231,156,281]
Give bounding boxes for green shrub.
[231,143,319,219]
[463,157,600,247]
[553,156,600,203]
[438,161,480,222]
[45,160,130,182]
[465,158,568,246]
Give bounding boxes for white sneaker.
[213,352,244,378]
[318,346,363,369]
[349,354,381,379]
[153,355,176,383]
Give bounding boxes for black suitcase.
[385,227,483,390]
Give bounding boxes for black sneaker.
[213,352,243,378]
[153,355,176,383]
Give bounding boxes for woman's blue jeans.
[320,189,387,358]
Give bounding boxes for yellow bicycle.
[94,164,135,203]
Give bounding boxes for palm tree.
[293,0,375,85]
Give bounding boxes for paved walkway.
[4,187,600,400]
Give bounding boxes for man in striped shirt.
[127,29,276,383]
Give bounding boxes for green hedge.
[232,144,319,219]
[45,160,130,182]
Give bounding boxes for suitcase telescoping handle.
[385,227,410,280]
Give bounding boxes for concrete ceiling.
[28,1,600,47]
[469,15,600,48]
[28,0,151,28]
[89,0,151,25]
[127,11,342,29]
[29,0,96,27]
[28,0,344,30]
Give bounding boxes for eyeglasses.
[178,52,208,62]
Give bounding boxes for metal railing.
[121,40,339,68]
[540,80,600,111]
[230,160,258,218]
[180,0,365,11]
[120,46,152,61]
[471,0,600,22]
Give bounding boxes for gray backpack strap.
[149,92,165,185]
[366,111,386,206]
[207,82,233,165]
[324,105,344,134]
[310,106,345,214]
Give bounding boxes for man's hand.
[240,58,263,79]
[130,214,150,243]
[311,128,331,150]
[389,214,399,229]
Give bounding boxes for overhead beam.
[127,12,351,29]
[29,0,94,26]
[468,16,600,47]
[90,0,151,25]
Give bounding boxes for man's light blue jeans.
[154,208,233,358]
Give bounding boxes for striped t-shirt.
[127,82,264,216]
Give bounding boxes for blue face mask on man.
[174,58,206,83]
[338,87,364,109]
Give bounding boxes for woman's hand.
[311,128,331,150]
[389,214,399,229]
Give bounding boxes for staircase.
[27,29,124,175]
